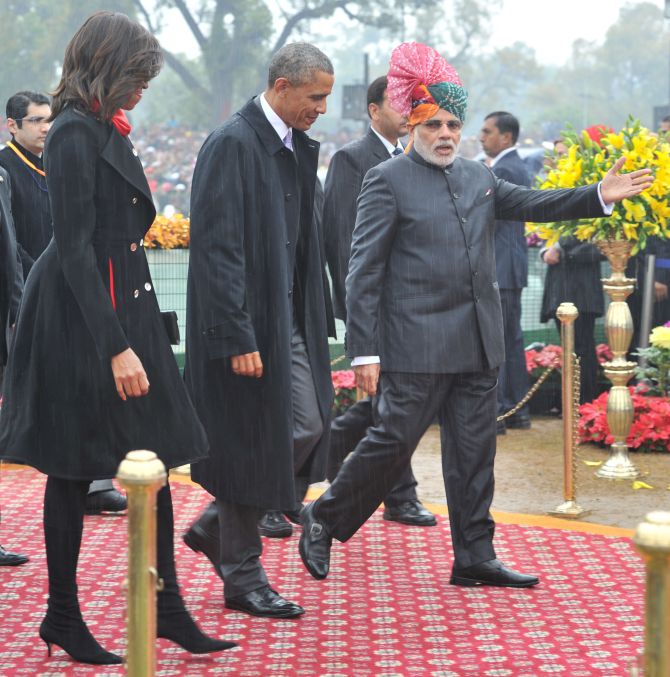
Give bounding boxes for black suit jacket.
[0,167,23,365]
[323,128,394,320]
[345,151,605,373]
[490,149,531,290]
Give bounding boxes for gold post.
[595,239,640,480]
[632,511,670,676]
[549,303,588,518]
[117,450,167,676]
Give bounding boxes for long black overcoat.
[185,98,334,511]
[0,107,208,479]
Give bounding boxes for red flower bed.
[332,370,357,415]
[578,386,670,453]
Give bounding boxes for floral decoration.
[144,214,190,249]
[578,386,670,453]
[332,370,357,415]
[634,322,670,397]
[528,118,670,253]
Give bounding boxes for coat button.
[0,175,3,183]
[453,193,460,198]
[473,271,479,277]
[461,217,467,223]
[133,289,139,298]
[132,197,138,205]
[286,241,290,247]
[144,282,152,291]
[132,148,138,157]
[130,242,138,252]
[285,194,292,201]
[288,289,293,296]
[140,238,144,246]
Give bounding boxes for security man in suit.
[323,75,436,527]
[0,165,29,566]
[298,41,653,588]
[480,111,532,433]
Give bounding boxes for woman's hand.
[111,348,150,401]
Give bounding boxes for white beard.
[413,133,459,168]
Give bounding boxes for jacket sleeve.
[189,131,257,360]
[494,179,603,223]
[323,148,364,322]
[45,116,129,360]
[559,235,602,264]
[344,167,397,358]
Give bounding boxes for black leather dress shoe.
[496,419,506,436]
[258,511,293,538]
[84,488,127,515]
[284,509,302,525]
[505,414,531,430]
[299,502,331,580]
[450,558,539,588]
[383,500,437,527]
[183,503,223,581]
[0,545,29,566]
[225,585,304,618]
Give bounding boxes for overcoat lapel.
[100,130,153,205]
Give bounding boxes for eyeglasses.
[421,119,463,132]
[15,116,49,125]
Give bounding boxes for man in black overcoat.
[323,75,435,527]
[480,111,532,433]
[184,43,335,618]
[0,165,29,566]
[1,91,126,515]
[298,41,653,588]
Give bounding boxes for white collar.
[490,145,517,167]
[370,126,403,157]
[259,92,291,145]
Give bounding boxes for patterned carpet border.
[0,466,644,676]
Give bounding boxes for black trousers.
[315,369,498,569]
[327,395,418,507]
[498,288,530,417]
[217,323,323,598]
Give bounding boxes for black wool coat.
[185,98,334,511]
[0,167,23,365]
[0,107,208,479]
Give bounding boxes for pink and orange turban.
[387,42,468,126]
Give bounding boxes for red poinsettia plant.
[332,370,357,415]
[578,386,670,453]
[525,343,613,378]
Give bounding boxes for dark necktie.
[392,147,403,156]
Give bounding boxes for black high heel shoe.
[157,609,236,654]
[39,615,123,665]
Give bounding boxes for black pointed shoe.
[258,511,293,538]
[225,585,304,618]
[84,488,127,515]
[0,545,29,566]
[450,558,539,588]
[299,502,331,580]
[383,500,437,527]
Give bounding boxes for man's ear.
[6,118,19,136]
[368,102,379,121]
[273,77,291,98]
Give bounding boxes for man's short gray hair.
[267,42,333,87]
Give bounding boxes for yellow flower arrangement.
[650,324,670,350]
[143,213,190,249]
[528,118,670,253]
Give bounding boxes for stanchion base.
[548,501,590,519]
[595,449,640,480]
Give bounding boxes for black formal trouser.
[218,323,323,599]
[498,288,530,417]
[554,313,598,405]
[314,369,498,569]
[327,396,418,506]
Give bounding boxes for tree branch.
[162,49,212,100]
[171,0,208,49]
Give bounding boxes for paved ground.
[409,416,670,530]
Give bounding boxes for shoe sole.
[298,534,328,580]
[449,575,539,588]
[258,527,293,538]
[383,515,437,527]
[0,559,29,566]
[224,601,305,618]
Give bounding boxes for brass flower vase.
[594,239,640,479]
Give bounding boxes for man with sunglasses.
[298,42,653,589]
[0,91,127,516]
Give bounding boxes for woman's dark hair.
[51,11,163,121]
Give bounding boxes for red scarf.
[91,99,132,136]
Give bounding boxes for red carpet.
[0,466,645,676]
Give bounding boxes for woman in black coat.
[0,12,234,664]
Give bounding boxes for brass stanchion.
[632,511,670,676]
[549,302,589,518]
[117,450,167,676]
